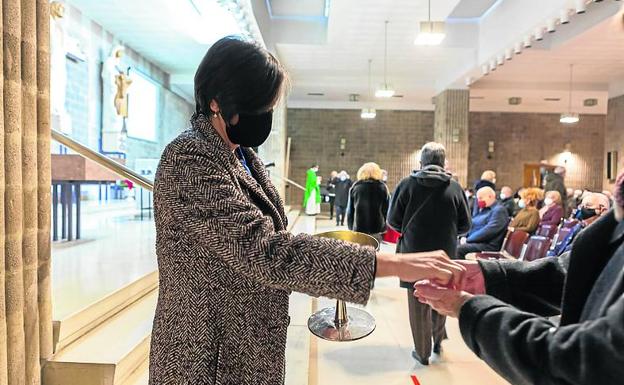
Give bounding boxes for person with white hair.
[414,171,624,385]
[456,186,510,259]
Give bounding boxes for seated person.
[499,186,517,217]
[414,172,624,385]
[539,190,564,227]
[509,187,541,234]
[457,187,509,259]
[472,170,496,215]
[548,192,611,257]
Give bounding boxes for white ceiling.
[470,7,624,114]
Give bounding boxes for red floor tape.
[411,374,421,385]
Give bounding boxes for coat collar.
[191,114,287,231]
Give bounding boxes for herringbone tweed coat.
[149,114,376,385]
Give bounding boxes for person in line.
[543,166,567,208]
[549,192,611,257]
[472,170,497,215]
[333,170,352,226]
[381,169,388,184]
[509,188,541,234]
[149,37,467,385]
[303,164,321,215]
[326,170,338,220]
[388,142,471,366]
[456,187,509,259]
[347,162,390,241]
[539,190,564,228]
[414,171,624,385]
[499,186,517,217]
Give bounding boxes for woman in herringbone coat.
[149,37,466,385]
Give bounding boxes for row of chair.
[472,219,580,262]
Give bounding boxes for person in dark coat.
[149,37,467,385]
[457,186,510,259]
[333,170,352,226]
[414,171,624,385]
[543,166,567,208]
[499,186,517,217]
[347,162,389,239]
[387,142,471,365]
[326,170,338,220]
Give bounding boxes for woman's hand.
[376,250,466,288]
[413,282,473,318]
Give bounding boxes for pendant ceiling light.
[415,0,446,46]
[560,64,580,124]
[361,59,376,119]
[375,20,395,98]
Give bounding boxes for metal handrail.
[51,129,154,191]
[269,173,305,191]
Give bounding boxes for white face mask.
[500,193,506,200]
[339,176,347,181]
[544,198,554,206]
[518,200,526,209]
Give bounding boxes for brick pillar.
[434,89,470,187]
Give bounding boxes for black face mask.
[225,111,273,147]
[576,207,597,220]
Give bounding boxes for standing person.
[150,37,467,385]
[303,164,321,215]
[381,169,388,184]
[327,170,338,220]
[544,166,567,208]
[499,186,517,217]
[347,162,389,241]
[388,142,471,365]
[510,188,541,234]
[334,170,352,226]
[539,190,564,227]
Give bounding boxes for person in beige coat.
[148,36,465,385]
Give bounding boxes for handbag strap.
[400,191,435,237]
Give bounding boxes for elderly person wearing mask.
[150,37,466,385]
[539,190,564,227]
[499,186,517,217]
[414,171,624,385]
[509,188,541,234]
[457,186,509,259]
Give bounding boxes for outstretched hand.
[413,282,473,318]
[456,260,486,295]
[376,250,466,288]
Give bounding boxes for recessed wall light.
[307,92,324,96]
[584,98,598,106]
[508,97,522,105]
[544,98,561,101]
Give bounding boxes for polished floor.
[51,203,508,384]
[51,199,157,319]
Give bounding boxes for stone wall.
[285,109,434,207]
[469,112,606,191]
[604,95,624,190]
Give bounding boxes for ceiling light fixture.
[414,0,446,46]
[376,21,395,98]
[362,59,377,119]
[575,0,587,14]
[547,18,557,33]
[560,64,580,124]
[560,9,571,24]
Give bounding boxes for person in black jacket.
[414,171,624,385]
[333,170,352,226]
[388,142,471,365]
[347,162,389,239]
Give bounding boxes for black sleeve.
[478,253,569,316]
[457,188,472,236]
[387,180,407,231]
[459,292,624,385]
[381,184,390,222]
[347,187,355,230]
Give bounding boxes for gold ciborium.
[307,230,379,342]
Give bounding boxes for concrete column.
[434,89,470,187]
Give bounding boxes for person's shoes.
[411,350,429,366]
[433,342,443,355]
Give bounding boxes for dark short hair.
[420,142,446,167]
[194,36,287,120]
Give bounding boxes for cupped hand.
[397,250,466,288]
[455,260,486,295]
[413,282,473,318]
